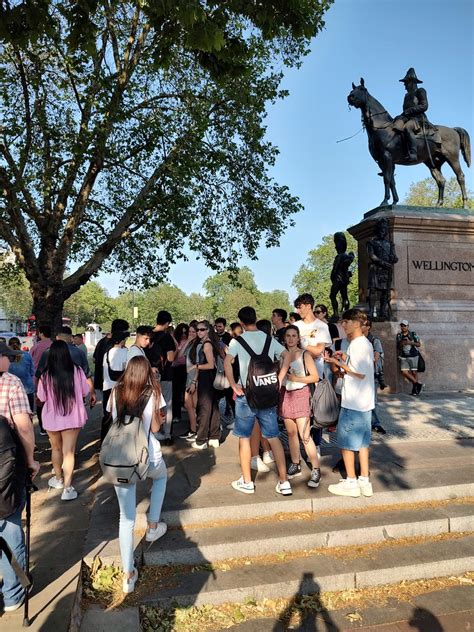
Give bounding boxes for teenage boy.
[397,320,423,395]
[293,294,332,379]
[325,309,375,498]
[224,306,292,496]
[146,311,176,445]
[271,309,288,344]
[126,325,153,364]
[215,318,232,346]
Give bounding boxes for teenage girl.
[37,340,90,500]
[278,325,321,488]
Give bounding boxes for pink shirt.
[37,366,89,431]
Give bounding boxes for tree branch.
[0,142,41,222]
[12,48,32,175]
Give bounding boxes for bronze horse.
[347,79,471,208]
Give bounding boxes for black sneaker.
[287,462,302,479]
[307,468,321,488]
[416,383,424,395]
[372,424,387,434]
[179,431,196,441]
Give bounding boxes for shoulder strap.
[262,334,272,357]
[302,350,309,376]
[235,335,257,359]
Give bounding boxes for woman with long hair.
[171,322,190,422]
[37,340,90,500]
[278,325,321,489]
[107,356,167,593]
[8,337,35,410]
[189,320,222,449]
[179,322,198,441]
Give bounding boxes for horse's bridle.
[358,88,391,130]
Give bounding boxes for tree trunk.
[32,289,65,336]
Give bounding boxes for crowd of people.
[0,295,426,603]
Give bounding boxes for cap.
[400,319,409,326]
[0,342,22,359]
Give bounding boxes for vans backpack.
[311,378,340,428]
[0,415,27,519]
[236,335,280,409]
[99,413,151,485]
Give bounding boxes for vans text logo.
[252,373,277,387]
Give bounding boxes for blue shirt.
[36,343,91,378]
[8,351,35,394]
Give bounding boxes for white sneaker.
[61,486,78,501]
[251,456,270,473]
[48,476,64,489]
[262,450,275,465]
[231,476,255,494]
[275,480,292,496]
[122,567,138,594]
[4,597,25,612]
[358,478,374,497]
[328,479,361,498]
[146,522,167,542]
[191,441,208,450]
[208,439,220,448]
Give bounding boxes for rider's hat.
[399,68,423,84]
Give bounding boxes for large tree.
[292,232,358,312]
[404,176,473,208]
[0,1,331,331]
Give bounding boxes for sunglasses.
[196,327,208,332]
[314,310,323,314]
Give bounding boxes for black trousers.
[101,389,112,441]
[172,364,187,419]
[196,370,220,443]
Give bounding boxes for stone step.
[140,533,474,608]
[143,500,474,566]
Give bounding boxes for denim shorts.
[336,407,372,450]
[233,395,280,439]
[399,356,419,371]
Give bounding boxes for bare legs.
[341,447,369,479]
[284,417,319,469]
[47,428,81,487]
[250,423,271,458]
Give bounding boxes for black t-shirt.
[93,336,113,389]
[145,331,176,381]
[275,326,287,345]
[218,331,232,347]
[328,322,339,342]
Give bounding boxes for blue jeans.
[113,460,167,572]
[233,395,279,439]
[0,499,26,609]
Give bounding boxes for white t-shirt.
[295,319,332,378]
[228,331,285,387]
[341,335,375,412]
[107,392,166,464]
[103,346,128,391]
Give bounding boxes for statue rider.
[393,68,428,162]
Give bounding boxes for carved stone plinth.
[349,206,474,392]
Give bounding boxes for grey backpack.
[311,378,340,428]
[99,414,150,485]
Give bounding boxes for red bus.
[26,315,71,336]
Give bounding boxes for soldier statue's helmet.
[399,67,423,84]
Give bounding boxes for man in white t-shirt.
[293,294,332,379]
[224,306,291,497]
[324,309,375,498]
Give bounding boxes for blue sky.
[99,0,474,299]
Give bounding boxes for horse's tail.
[454,127,471,167]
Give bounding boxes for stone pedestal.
[348,206,474,393]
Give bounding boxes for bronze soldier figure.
[330,232,355,319]
[367,218,398,320]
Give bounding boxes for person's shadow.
[408,607,444,632]
[274,572,339,631]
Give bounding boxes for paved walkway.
[1,391,473,631]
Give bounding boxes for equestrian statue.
[347,68,471,208]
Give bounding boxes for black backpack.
[0,415,27,519]
[236,335,280,410]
